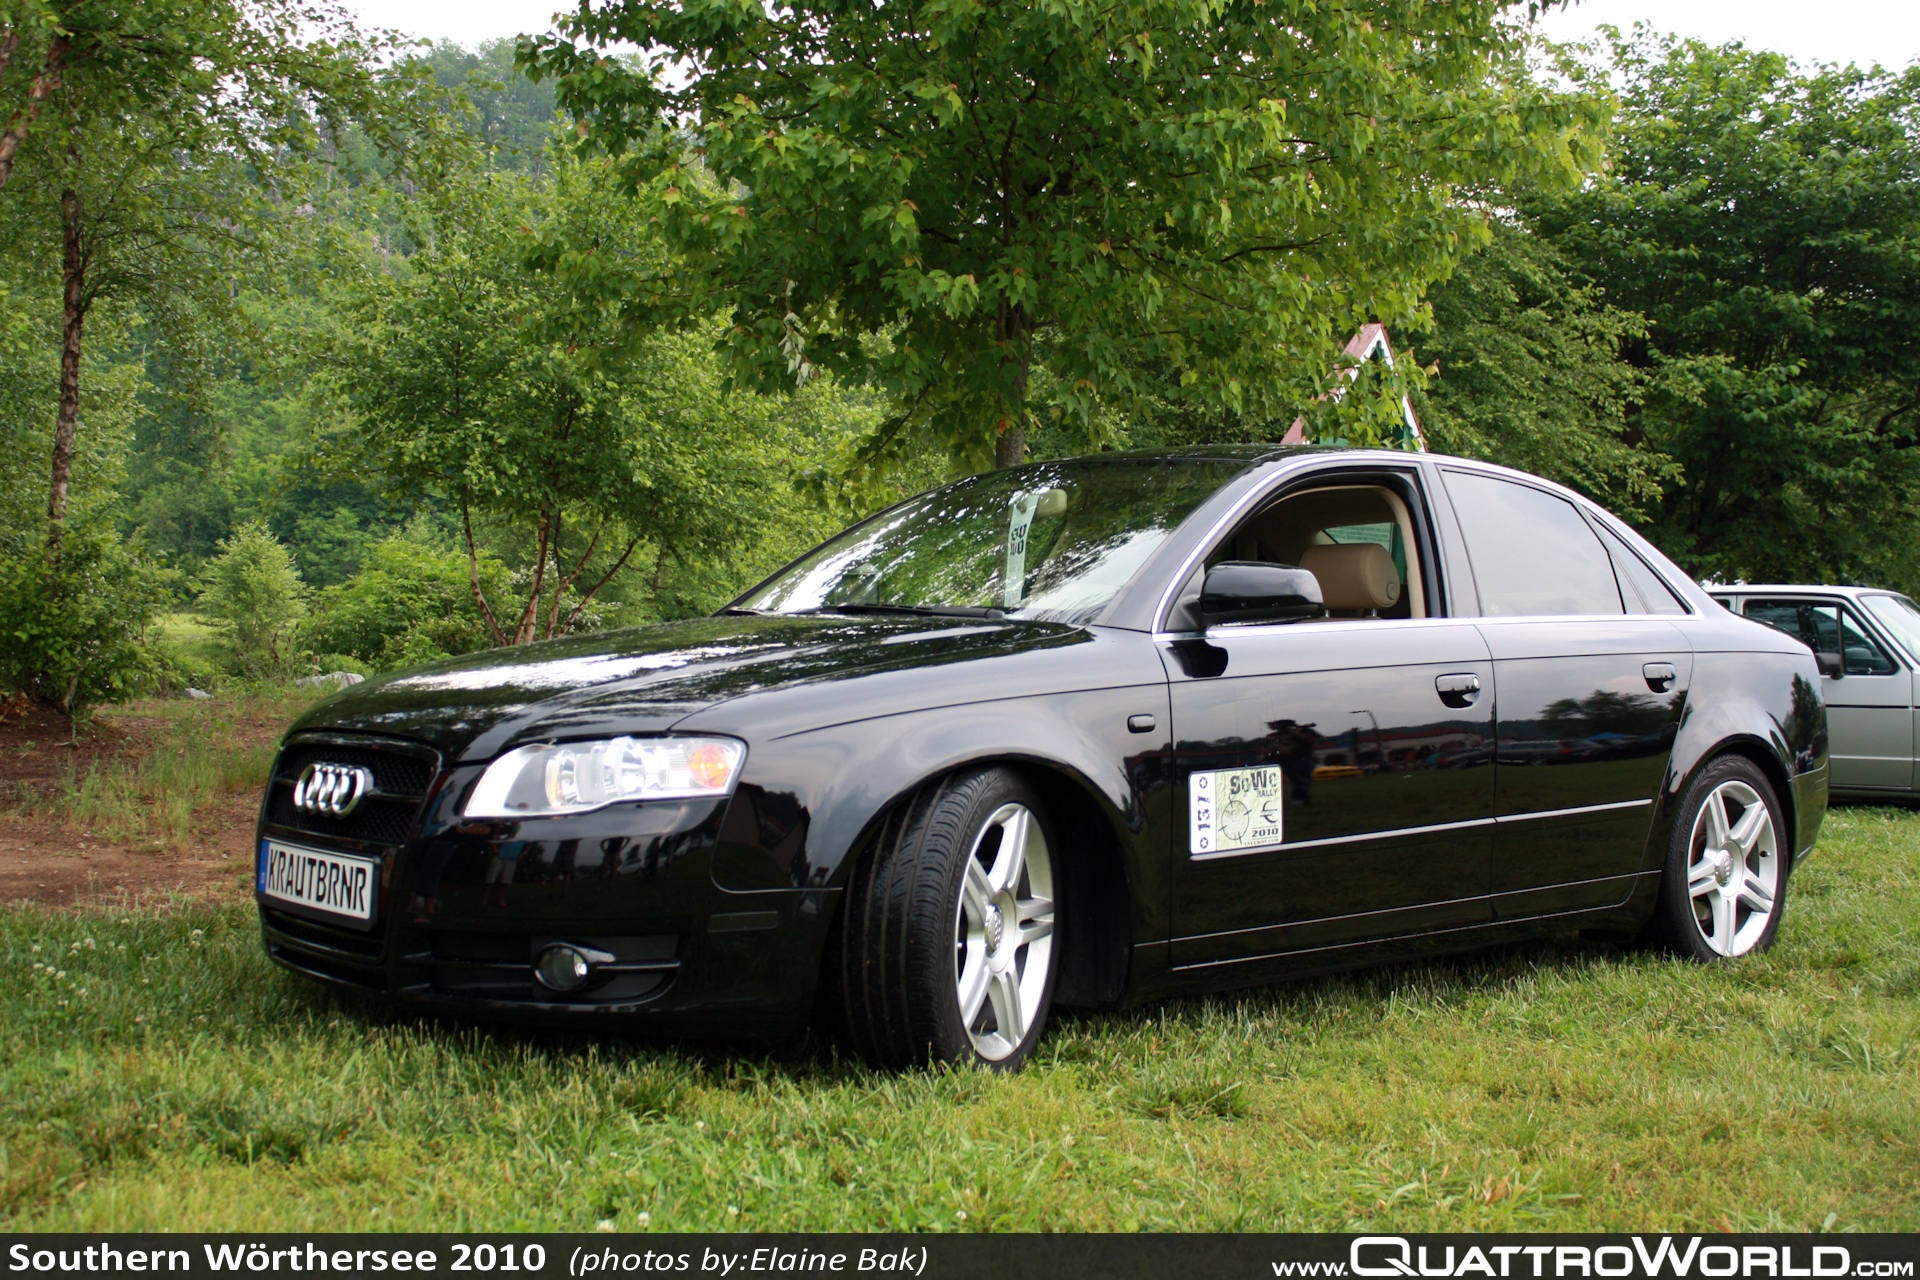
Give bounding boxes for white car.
[1711,585,1920,800]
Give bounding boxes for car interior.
[1208,481,1429,621]
[1743,601,1898,676]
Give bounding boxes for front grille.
[266,737,440,847]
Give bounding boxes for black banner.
[2,1235,1918,1280]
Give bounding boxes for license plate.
[258,839,379,922]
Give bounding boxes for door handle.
[1435,672,1481,708]
[1643,662,1678,693]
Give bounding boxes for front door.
[1165,619,1496,966]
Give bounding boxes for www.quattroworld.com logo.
[1269,1238,1917,1280]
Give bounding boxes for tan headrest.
[1299,543,1401,612]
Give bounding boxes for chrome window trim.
[1149,453,1702,633]
[1436,458,1700,618]
[1153,616,1490,645]
[1154,612,1688,646]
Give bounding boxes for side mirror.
[1199,561,1325,627]
[1814,650,1844,680]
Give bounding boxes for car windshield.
[733,457,1248,625]
[1858,593,1920,664]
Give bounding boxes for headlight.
[463,736,747,818]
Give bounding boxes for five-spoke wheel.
[1654,756,1788,960]
[953,802,1056,1061]
[835,767,1062,1069]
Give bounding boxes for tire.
[835,767,1060,1070]
[1651,755,1789,960]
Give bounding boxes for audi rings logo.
[293,762,375,817]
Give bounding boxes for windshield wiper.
[805,603,1008,620]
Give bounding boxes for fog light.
[534,944,593,993]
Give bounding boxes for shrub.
[303,535,512,670]
[0,528,170,714]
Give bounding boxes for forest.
[3,0,1918,715]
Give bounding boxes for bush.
[196,522,309,677]
[303,535,513,670]
[0,528,171,714]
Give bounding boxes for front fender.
[705,682,1174,940]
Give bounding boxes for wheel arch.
[1650,731,1797,883]
[1656,645,1821,872]
[822,748,1139,1014]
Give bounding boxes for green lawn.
[1,807,1915,1231]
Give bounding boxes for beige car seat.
[1298,543,1401,618]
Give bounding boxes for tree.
[196,521,308,675]
[1416,219,1678,517]
[524,0,1602,468]
[328,154,847,645]
[419,38,559,172]
[302,531,513,670]
[0,0,392,549]
[0,524,168,712]
[1528,31,1920,589]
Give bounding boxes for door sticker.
[1189,766,1285,855]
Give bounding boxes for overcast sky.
[339,0,1920,72]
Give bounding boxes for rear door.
[1436,468,1690,919]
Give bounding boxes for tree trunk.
[48,180,86,547]
[993,302,1032,469]
[544,525,603,639]
[994,417,1027,469]
[0,36,68,192]
[460,498,509,646]
[511,511,553,644]
[560,533,644,635]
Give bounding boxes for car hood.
[285,613,1089,762]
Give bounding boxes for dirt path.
[0,696,278,909]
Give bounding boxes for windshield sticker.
[1189,766,1285,856]
[1003,492,1041,609]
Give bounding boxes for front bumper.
[256,733,836,1043]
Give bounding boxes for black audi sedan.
[257,447,1829,1069]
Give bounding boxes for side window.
[1443,471,1624,617]
[1744,602,1811,647]
[1838,611,1896,674]
[1745,599,1897,675]
[1200,480,1430,621]
[1596,524,1690,615]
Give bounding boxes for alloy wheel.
[1684,778,1781,956]
[953,802,1056,1061]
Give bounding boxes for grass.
[0,807,1916,1232]
[155,612,225,686]
[14,688,315,850]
